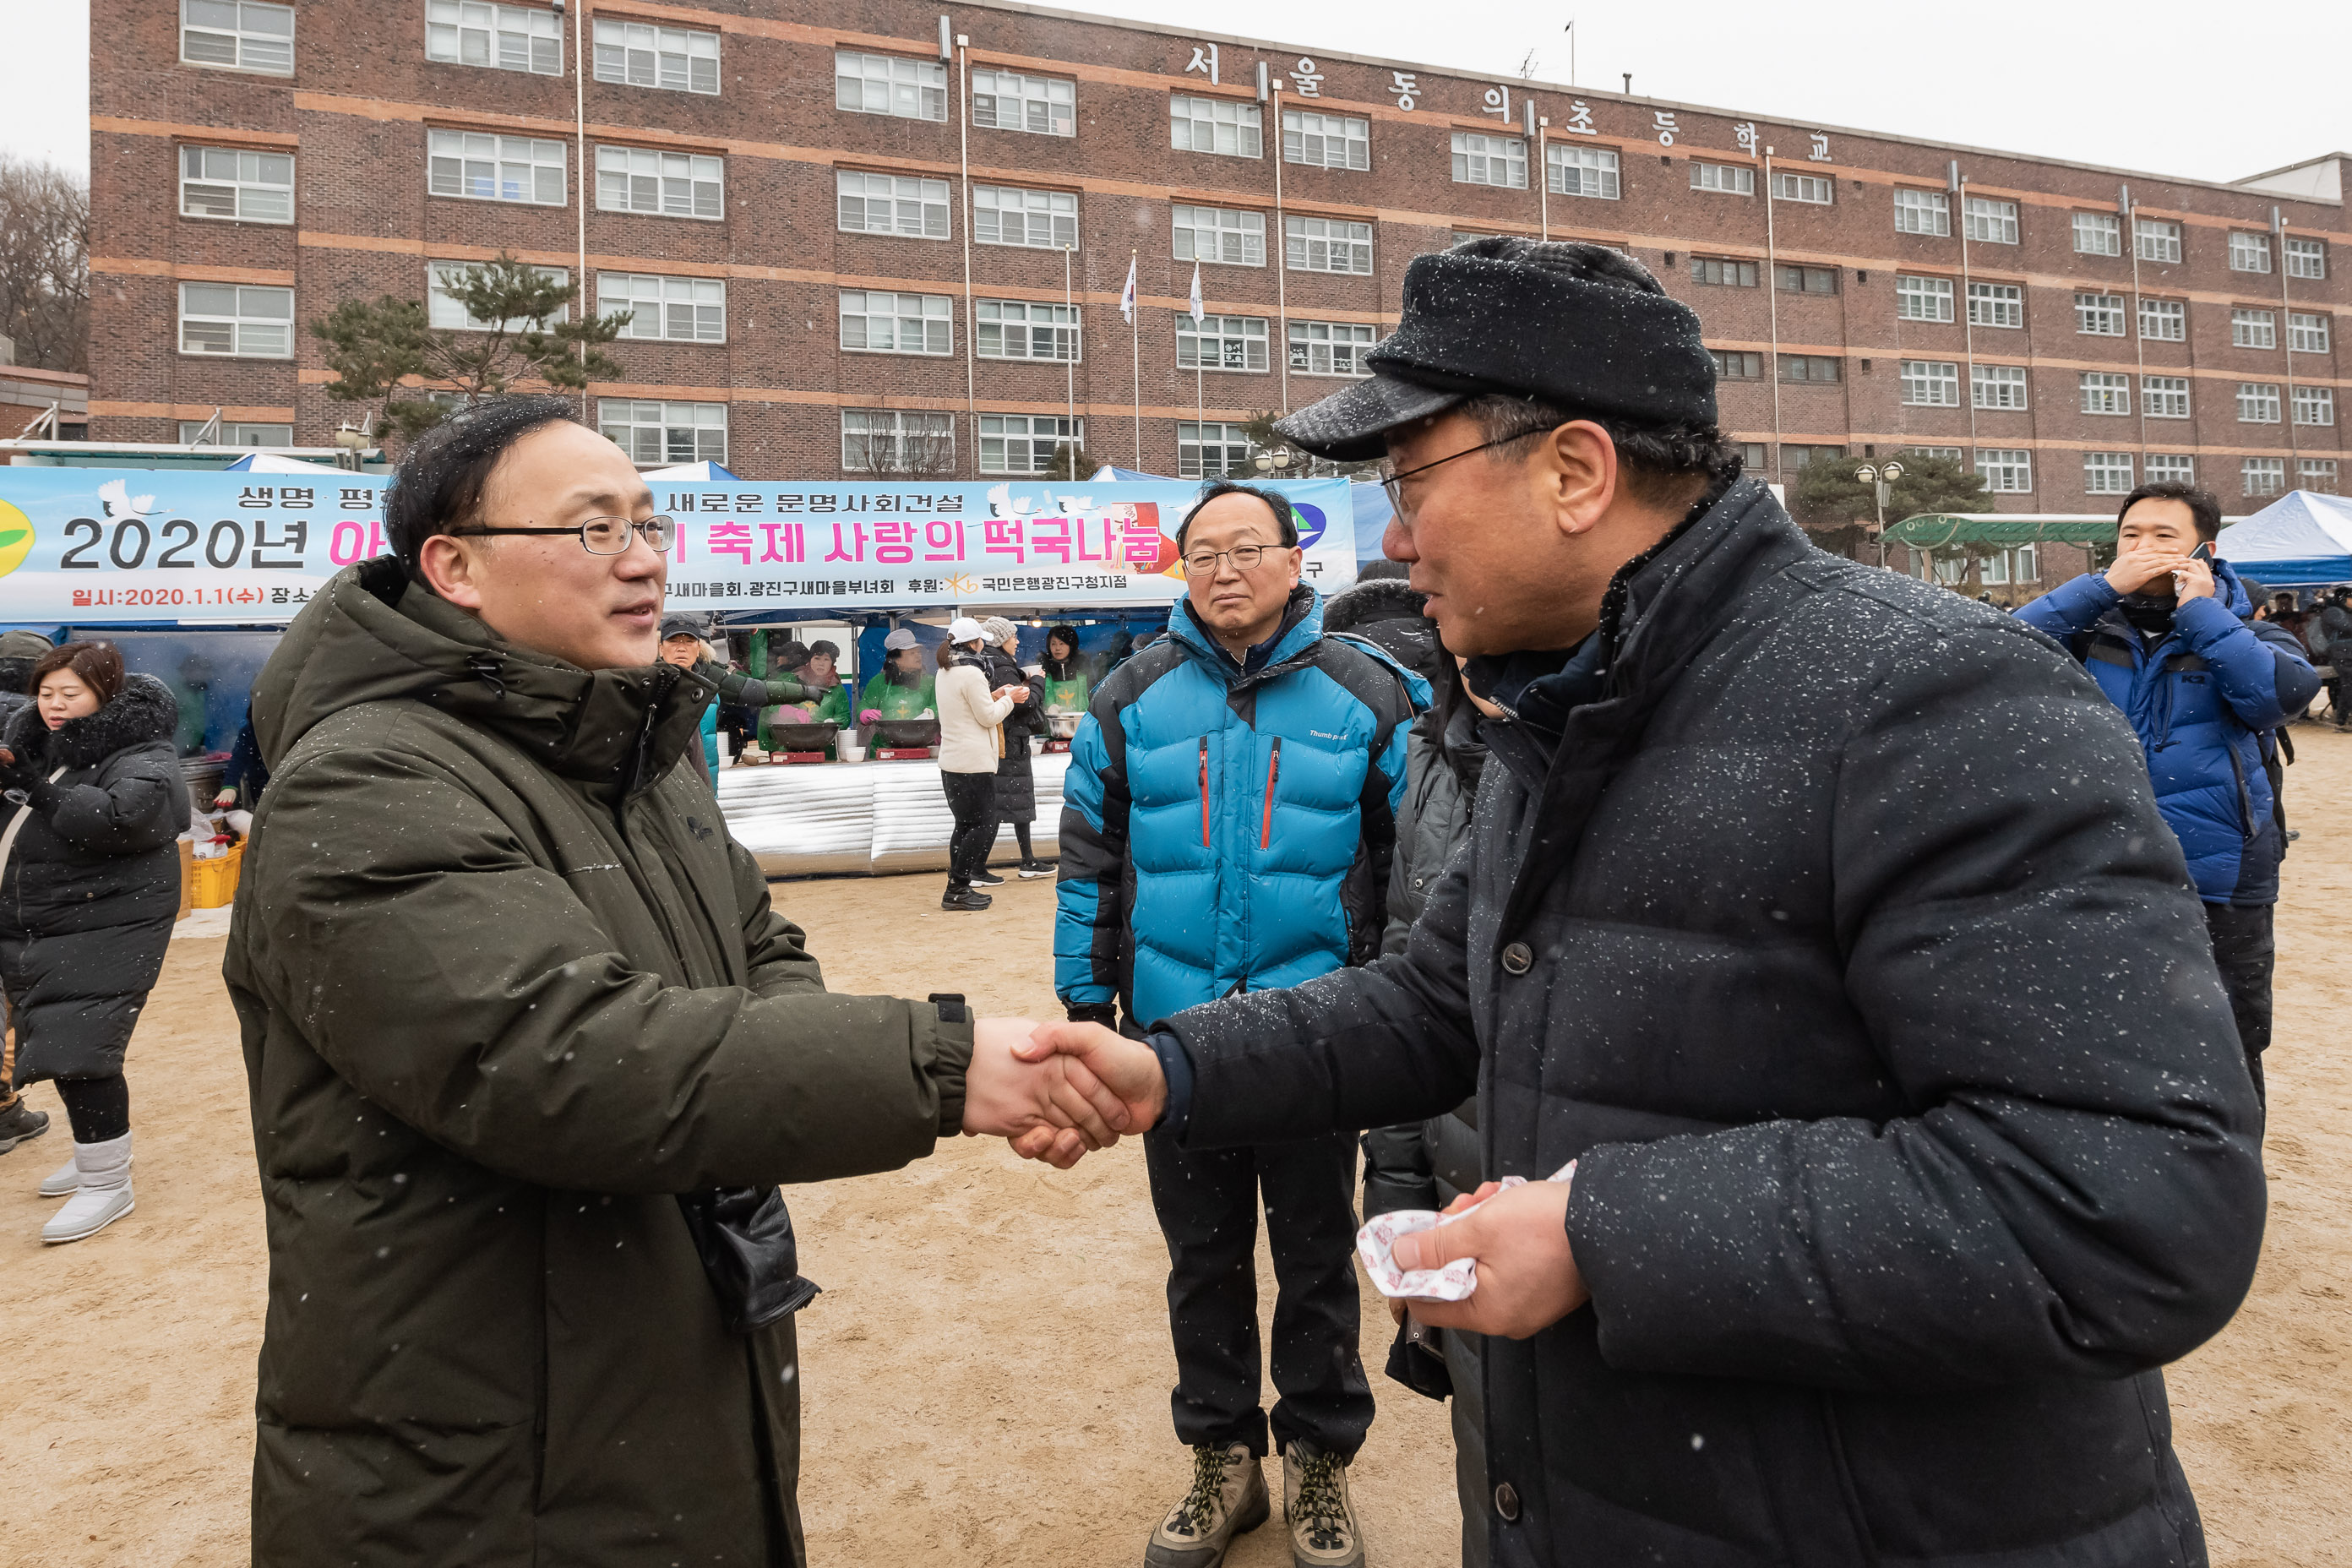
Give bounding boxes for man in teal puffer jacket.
[1056,482,1424,1568]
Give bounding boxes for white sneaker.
[41,1133,133,1244]
[39,1155,81,1197]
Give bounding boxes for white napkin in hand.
[1356,1159,1577,1303]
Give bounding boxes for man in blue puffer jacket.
[2017,480,2318,1108]
[1057,480,1424,1568]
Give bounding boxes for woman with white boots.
[0,641,191,1243]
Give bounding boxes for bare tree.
[846,411,961,477]
[0,156,90,373]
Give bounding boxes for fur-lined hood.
[1320,576,1428,634]
[3,672,180,773]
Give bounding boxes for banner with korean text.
[0,471,1359,624]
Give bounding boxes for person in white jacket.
[934,617,1021,912]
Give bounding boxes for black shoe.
[971,869,1005,887]
[0,1098,51,1156]
[1017,860,1055,879]
[941,889,994,911]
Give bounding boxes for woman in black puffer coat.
[0,641,190,1244]
[978,618,1050,879]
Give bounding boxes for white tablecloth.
[719,752,1070,876]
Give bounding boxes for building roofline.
[2234,151,2352,185]
[962,0,2344,208]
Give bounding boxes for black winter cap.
[1276,237,1717,460]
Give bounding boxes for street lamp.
[1252,447,1295,476]
[333,422,371,473]
[1854,460,1903,569]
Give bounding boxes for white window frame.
[978,414,1083,476]
[178,281,294,357]
[974,70,1075,138]
[974,185,1078,250]
[1547,143,1620,199]
[2241,456,2285,498]
[834,51,945,120]
[841,409,954,473]
[427,1,561,76]
[840,288,957,357]
[2142,375,2191,419]
[2299,458,2339,488]
[1690,257,1758,288]
[1774,172,1833,204]
[1170,94,1262,159]
[2293,385,2336,427]
[1452,133,1527,189]
[1895,274,1953,322]
[596,19,719,94]
[836,171,950,240]
[427,130,566,206]
[1973,363,2029,410]
[2146,454,2196,484]
[2236,382,2282,423]
[1976,449,2034,493]
[179,144,294,223]
[2135,219,2182,264]
[1284,215,1371,275]
[179,420,292,447]
[1173,204,1263,268]
[2083,452,2135,495]
[429,259,569,331]
[1177,314,1270,373]
[596,145,724,221]
[1282,109,1369,171]
[2079,371,2131,416]
[1287,319,1376,378]
[1689,161,1754,195]
[1968,281,2023,329]
[2230,308,2277,350]
[180,0,293,74]
[1903,446,1967,463]
[602,272,726,343]
[2289,312,2331,354]
[600,399,727,466]
[1178,420,1255,480]
[2074,291,2126,336]
[1710,349,1764,380]
[975,298,1079,362]
[2229,232,2272,274]
[1892,188,1950,235]
[2285,237,2326,280]
[1900,360,1960,406]
[1964,196,2018,244]
[2072,211,2121,256]
[2138,297,2186,340]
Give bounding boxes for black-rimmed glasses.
[1377,436,1524,519]
[1183,543,1292,577]
[451,515,676,555]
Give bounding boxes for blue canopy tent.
[2214,490,2352,589]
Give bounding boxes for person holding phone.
[2017,481,2319,1108]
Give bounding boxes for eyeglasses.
[1183,543,1291,577]
[452,514,676,555]
[1377,435,1524,520]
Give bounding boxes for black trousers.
[939,770,999,890]
[56,1073,131,1142]
[2203,901,2273,1108]
[1142,1125,1375,1460]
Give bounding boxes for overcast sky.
[7,0,2344,187]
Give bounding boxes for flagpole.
[1063,243,1076,474]
[1129,249,1141,467]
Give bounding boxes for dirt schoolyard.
[3,730,2349,1567]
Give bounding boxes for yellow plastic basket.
[190,842,243,909]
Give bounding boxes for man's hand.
[2172,555,2215,603]
[961,1016,1134,1169]
[2104,545,2189,596]
[1006,1021,1171,1165]
[1390,1179,1589,1340]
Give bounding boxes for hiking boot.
[42,1134,133,1244]
[940,888,994,912]
[971,868,1005,887]
[1282,1441,1364,1568]
[1144,1442,1268,1568]
[1017,860,1055,879]
[0,1097,48,1156]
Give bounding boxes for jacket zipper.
[1198,737,1211,847]
[1260,738,1282,849]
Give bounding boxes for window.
[976,414,1081,475]
[1973,364,2028,410]
[837,290,950,355]
[1892,188,1949,235]
[1895,274,1953,321]
[178,281,293,357]
[1777,264,1838,295]
[427,2,559,75]
[1285,215,1371,275]
[1778,354,1840,383]
[834,51,945,120]
[1548,144,1620,199]
[1282,110,1369,171]
[1178,314,1270,372]
[2139,297,2185,340]
[1738,443,1768,470]
[2229,232,2272,274]
[2236,383,2281,422]
[2231,308,2277,349]
[1690,161,1753,194]
[601,400,726,466]
[179,420,291,447]
[1690,257,1759,288]
[2285,237,2326,280]
[2142,375,2191,418]
[836,171,950,239]
[596,146,722,220]
[1901,360,1961,406]
[2136,218,2182,263]
[1178,421,1255,479]
[181,0,292,74]
[1903,445,1966,464]
[1783,444,1847,469]
[1451,133,1526,189]
[841,410,953,473]
[1977,449,2033,493]
[1774,172,1832,204]
[974,70,1075,137]
[977,298,1078,362]
[1968,281,2023,329]
[1169,94,1260,158]
[429,260,569,330]
[2294,386,2336,427]
[976,185,1077,249]
[428,130,565,205]
[179,145,292,222]
[1710,349,1763,379]
[2146,454,2195,484]
[2079,372,2131,416]
[2241,457,2285,498]
[596,20,718,93]
[2075,291,2126,336]
[2289,312,2331,354]
[1964,196,2018,244]
[1173,204,1263,267]
[2300,458,2339,492]
[595,273,723,342]
[2072,212,2121,256]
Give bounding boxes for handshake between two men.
[961,1017,1590,1341]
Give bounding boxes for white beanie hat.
[946,616,986,645]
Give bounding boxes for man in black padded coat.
[1012,238,2267,1568]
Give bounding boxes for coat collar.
[4,672,177,772]
[1169,584,1325,689]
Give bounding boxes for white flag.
[1120,255,1138,324]
[1187,262,1206,325]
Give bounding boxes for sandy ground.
[3,729,2349,1566]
